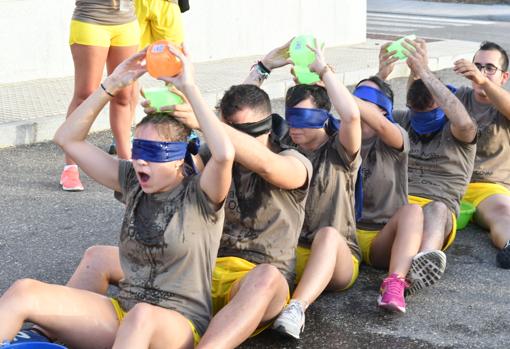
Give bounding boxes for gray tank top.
[73,0,136,25]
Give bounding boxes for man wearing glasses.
[453,41,510,269]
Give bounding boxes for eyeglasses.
[474,63,503,76]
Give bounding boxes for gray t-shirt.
[357,125,410,231]
[200,136,313,286]
[298,134,362,261]
[395,110,476,216]
[455,86,510,187]
[73,0,136,25]
[116,160,224,336]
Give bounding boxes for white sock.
[290,299,308,310]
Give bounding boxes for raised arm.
[354,97,404,150]
[376,42,399,82]
[453,58,510,119]
[164,106,308,190]
[307,40,361,157]
[161,46,234,205]
[223,125,308,190]
[243,39,293,86]
[53,51,147,192]
[405,39,476,143]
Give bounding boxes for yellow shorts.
[69,19,140,47]
[212,256,290,337]
[295,246,360,289]
[408,195,457,251]
[110,298,200,346]
[355,229,379,265]
[135,0,184,48]
[462,182,510,207]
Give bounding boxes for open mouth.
[138,171,150,184]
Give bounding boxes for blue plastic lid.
[1,343,67,348]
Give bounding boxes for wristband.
[101,83,115,98]
[251,62,270,81]
[257,61,271,74]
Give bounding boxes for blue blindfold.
[132,135,200,175]
[409,84,457,135]
[353,86,395,123]
[410,108,446,135]
[285,107,333,129]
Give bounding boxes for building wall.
[0,0,366,83]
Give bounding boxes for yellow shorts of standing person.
[135,0,184,48]
[69,19,140,47]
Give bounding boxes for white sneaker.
[406,250,447,296]
[272,299,305,339]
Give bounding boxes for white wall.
[182,0,367,61]
[0,0,366,83]
[0,0,75,83]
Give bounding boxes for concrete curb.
[0,39,480,149]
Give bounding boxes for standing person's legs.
[0,279,119,348]
[112,303,196,349]
[134,0,152,49]
[106,45,139,160]
[60,44,108,191]
[198,264,289,349]
[66,44,109,166]
[149,0,185,45]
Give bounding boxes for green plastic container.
[457,200,475,230]
[386,34,417,60]
[143,87,183,112]
[289,35,321,84]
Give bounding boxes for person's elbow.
[455,114,476,134]
[212,142,235,165]
[453,118,477,141]
[342,108,361,125]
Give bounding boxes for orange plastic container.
[146,40,183,78]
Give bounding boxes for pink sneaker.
[377,273,409,313]
[60,166,84,191]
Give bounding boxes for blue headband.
[132,135,200,174]
[132,139,187,162]
[285,108,332,129]
[353,85,395,122]
[409,84,457,135]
